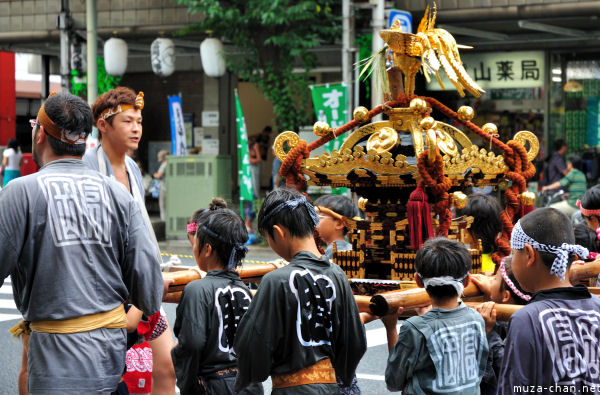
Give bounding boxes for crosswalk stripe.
[0,285,12,294]
[0,298,17,309]
[357,373,385,381]
[366,323,402,348]
[0,313,21,321]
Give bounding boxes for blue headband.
[199,225,248,270]
[261,195,320,227]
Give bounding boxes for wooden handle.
[368,280,483,316]
[369,288,432,316]
[464,302,522,322]
[163,263,284,294]
[569,261,600,284]
[236,263,282,282]
[354,295,372,314]
[163,291,182,304]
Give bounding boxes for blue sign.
[388,9,412,33]
[168,94,187,156]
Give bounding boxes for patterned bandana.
[499,258,531,302]
[418,274,467,296]
[99,91,145,121]
[36,92,87,145]
[262,195,320,227]
[510,220,589,280]
[199,225,248,270]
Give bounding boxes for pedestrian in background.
[2,138,22,187]
[154,149,168,221]
[542,139,568,193]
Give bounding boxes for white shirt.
[3,148,21,170]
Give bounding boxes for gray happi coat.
[385,302,489,394]
[498,285,600,394]
[0,159,163,393]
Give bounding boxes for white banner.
[427,51,545,91]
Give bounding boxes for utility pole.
[371,0,385,120]
[58,0,71,93]
[86,0,98,105]
[342,0,355,120]
[41,55,50,99]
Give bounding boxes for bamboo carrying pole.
[369,281,481,316]
[354,295,372,314]
[163,262,284,297]
[569,261,600,284]
[464,302,521,322]
[367,288,522,321]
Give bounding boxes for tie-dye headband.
[261,195,320,227]
[576,200,600,217]
[36,92,87,145]
[99,91,145,121]
[187,222,197,234]
[418,274,467,296]
[499,258,531,302]
[199,225,247,270]
[510,220,588,280]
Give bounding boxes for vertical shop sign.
[310,83,348,152]
[234,90,254,209]
[168,95,187,156]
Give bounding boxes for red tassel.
[408,187,433,250]
[521,204,534,216]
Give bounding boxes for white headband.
[419,274,466,296]
[510,221,588,281]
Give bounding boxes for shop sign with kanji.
[310,83,348,152]
[427,51,545,91]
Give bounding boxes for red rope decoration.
[280,140,309,191]
[398,94,536,265]
[417,151,452,237]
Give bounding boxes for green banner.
[310,83,348,152]
[235,90,254,205]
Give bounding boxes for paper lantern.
[200,37,226,78]
[151,38,175,78]
[104,38,128,76]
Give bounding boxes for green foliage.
[176,0,340,131]
[71,56,122,97]
[356,34,372,99]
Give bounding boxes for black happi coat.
[172,270,263,395]
[234,251,367,394]
[499,285,600,394]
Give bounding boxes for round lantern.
[151,38,175,78]
[104,37,128,76]
[200,37,226,78]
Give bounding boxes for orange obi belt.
[271,358,336,389]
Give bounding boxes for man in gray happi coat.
[0,92,164,394]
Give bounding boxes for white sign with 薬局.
[427,51,545,91]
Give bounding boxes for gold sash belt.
[30,304,127,334]
[271,358,336,389]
